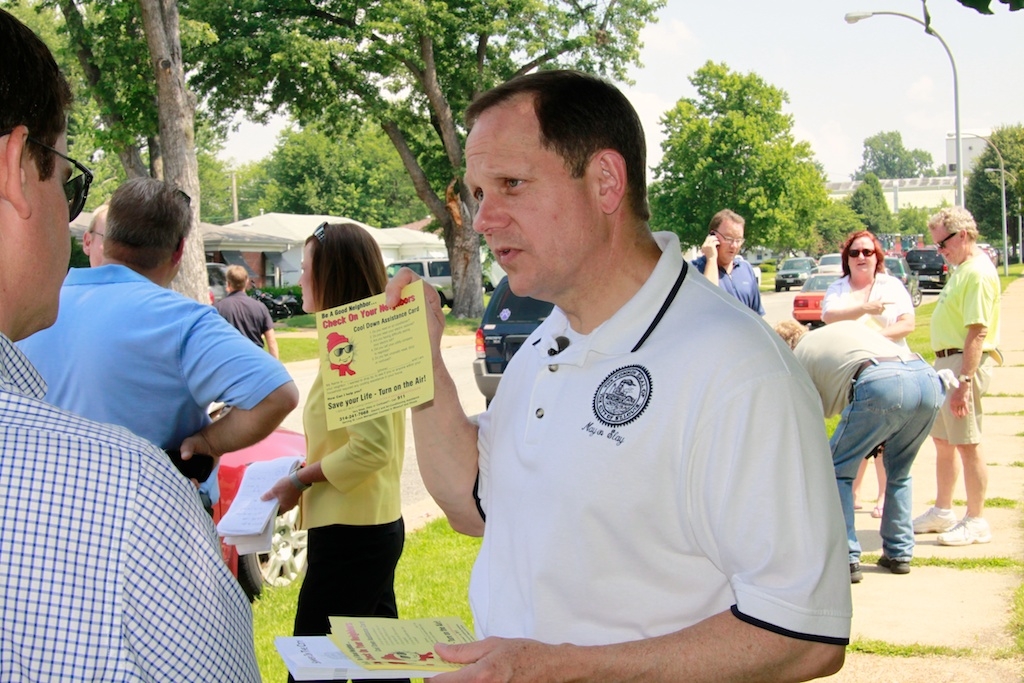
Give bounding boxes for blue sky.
[220,1,1024,183]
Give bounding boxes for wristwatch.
[957,373,973,385]
[289,468,312,492]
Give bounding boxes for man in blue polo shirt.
[692,208,764,316]
[19,177,298,509]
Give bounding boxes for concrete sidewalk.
[825,277,1024,681]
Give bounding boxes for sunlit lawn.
[253,518,481,681]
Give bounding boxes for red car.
[792,274,838,328]
[213,428,307,600]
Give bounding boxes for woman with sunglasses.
[821,229,916,518]
[263,222,409,683]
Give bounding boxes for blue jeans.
[831,359,943,562]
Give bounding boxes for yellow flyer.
[327,617,473,672]
[316,280,433,430]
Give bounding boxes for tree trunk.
[137,0,206,303]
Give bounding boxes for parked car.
[792,274,838,328]
[213,427,307,600]
[904,248,949,290]
[813,253,843,276]
[207,262,228,303]
[386,258,454,307]
[884,255,923,307]
[774,257,817,292]
[473,277,554,406]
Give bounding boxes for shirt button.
[548,364,558,372]
[535,408,545,419]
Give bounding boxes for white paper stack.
[216,455,304,553]
[275,637,444,681]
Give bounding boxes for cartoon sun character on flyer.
[383,650,435,663]
[327,332,356,377]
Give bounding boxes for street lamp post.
[845,10,963,208]
[988,168,1022,265]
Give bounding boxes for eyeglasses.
[176,189,191,206]
[713,231,745,247]
[313,221,328,244]
[848,248,876,258]
[0,130,94,221]
[936,231,959,250]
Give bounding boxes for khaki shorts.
[930,353,995,445]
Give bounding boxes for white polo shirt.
[473,232,852,647]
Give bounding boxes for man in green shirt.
[913,207,1001,546]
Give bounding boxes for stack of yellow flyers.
[328,616,474,673]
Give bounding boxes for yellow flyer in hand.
[328,617,473,672]
[316,280,433,430]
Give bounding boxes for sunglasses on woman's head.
[0,130,93,221]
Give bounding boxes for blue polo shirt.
[690,255,765,316]
[18,265,293,504]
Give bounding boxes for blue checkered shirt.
[0,334,260,681]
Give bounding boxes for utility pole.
[231,172,239,223]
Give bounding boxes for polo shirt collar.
[64,264,152,287]
[534,232,685,361]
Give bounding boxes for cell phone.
[165,448,215,483]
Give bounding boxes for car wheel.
[259,507,308,588]
[911,287,922,308]
[437,290,449,308]
[774,283,782,292]
[236,553,263,602]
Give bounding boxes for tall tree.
[964,125,1024,252]
[955,0,1023,13]
[649,61,828,254]
[185,0,663,317]
[256,123,426,228]
[814,201,863,254]
[138,0,206,302]
[847,173,894,233]
[853,130,938,180]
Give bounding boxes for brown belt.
[935,348,962,358]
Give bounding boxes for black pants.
[289,518,409,683]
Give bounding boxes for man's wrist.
[289,468,312,492]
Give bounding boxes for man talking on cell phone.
[692,208,764,316]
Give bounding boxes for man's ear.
[592,149,628,215]
[0,128,33,220]
[170,237,186,266]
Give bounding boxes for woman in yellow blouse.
[264,222,407,682]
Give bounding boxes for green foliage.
[853,131,938,180]
[895,205,933,237]
[649,61,828,253]
[956,0,1024,13]
[848,173,893,233]
[814,201,863,254]
[964,125,1024,248]
[69,235,89,269]
[254,123,426,227]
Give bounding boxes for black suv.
[473,277,554,406]
[904,248,949,290]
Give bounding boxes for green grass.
[277,337,318,364]
[860,552,1024,571]
[847,638,973,658]
[253,518,480,681]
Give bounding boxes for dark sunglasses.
[0,130,94,221]
[313,221,328,244]
[936,231,959,250]
[847,248,876,258]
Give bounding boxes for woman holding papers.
[263,222,408,683]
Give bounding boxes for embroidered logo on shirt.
[592,365,652,427]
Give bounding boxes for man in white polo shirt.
[387,70,851,681]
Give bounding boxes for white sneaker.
[913,506,958,534]
[938,517,992,546]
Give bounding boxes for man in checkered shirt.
[0,10,260,680]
